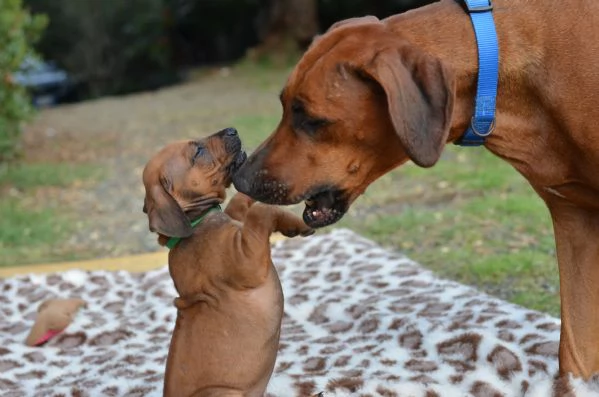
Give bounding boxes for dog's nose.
[223,127,237,137]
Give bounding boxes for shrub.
[26,0,172,98]
[0,0,47,162]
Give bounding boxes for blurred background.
[0,0,559,316]
[21,0,433,103]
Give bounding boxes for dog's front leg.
[224,192,255,222]
[548,202,599,380]
[226,203,313,287]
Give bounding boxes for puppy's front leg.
[224,192,255,222]
[227,203,313,288]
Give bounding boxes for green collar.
[166,205,222,250]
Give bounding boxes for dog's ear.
[328,16,379,32]
[361,47,455,167]
[144,181,192,238]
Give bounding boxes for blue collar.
[454,0,500,146]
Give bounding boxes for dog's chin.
[302,189,348,228]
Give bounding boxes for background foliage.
[0,0,47,161]
[24,0,433,99]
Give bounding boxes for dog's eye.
[194,145,205,160]
[302,117,327,131]
[291,100,329,135]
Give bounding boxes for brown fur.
[142,128,313,397]
[233,0,599,380]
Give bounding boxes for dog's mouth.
[302,189,348,228]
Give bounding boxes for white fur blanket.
[0,229,595,396]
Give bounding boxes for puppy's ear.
[144,182,192,238]
[360,46,455,167]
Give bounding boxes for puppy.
[142,127,313,397]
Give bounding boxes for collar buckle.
[464,0,493,13]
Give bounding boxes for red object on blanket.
[25,298,87,347]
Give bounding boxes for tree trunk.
[252,0,319,60]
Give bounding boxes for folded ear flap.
[362,47,455,167]
[144,182,192,238]
[328,15,379,32]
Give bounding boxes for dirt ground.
[21,67,286,260]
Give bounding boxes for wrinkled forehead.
[143,141,191,181]
[282,26,382,104]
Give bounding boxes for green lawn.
[0,163,103,266]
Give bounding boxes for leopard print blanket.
[1,229,597,397]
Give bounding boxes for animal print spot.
[346,304,370,319]
[304,357,327,372]
[102,386,120,396]
[326,377,363,392]
[495,319,522,329]
[399,329,423,350]
[122,386,154,397]
[536,322,560,332]
[358,316,379,333]
[333,355,351,367]
[405,359,438,372]
[497,330,516,342]
[308,304,329,324]
[487,345,522,380]
[520,333,543,344]
[89,329,132,346]
[470,381,503,397]
[103,301,125,313]
[53,332,87,348]
[325,272,341,282]
[525,341,558,357]
[15,370,46,380]
[23,351,45,363]
[0,360,23,372]
[293,380,318,396]
[288,293,309,305]
[1,322,28,334]
[528,359,549,377]
[327,321,353,333]
[376,386,399,396]
[419,303,453,318]
[437,333,481,362]
[388,318,410,330]
[0,378,18,390]
[277,361,293,371]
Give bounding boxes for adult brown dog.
[142,128,313,397]
[233,0,599,382]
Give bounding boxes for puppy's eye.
[194,146,205,160]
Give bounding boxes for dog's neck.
[158,204,223,248]
[387,0,540,151]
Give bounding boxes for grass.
[333,148,560,316]
[0,162,104,266]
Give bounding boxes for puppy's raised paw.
[280,226,314,238]
[300,227,315,237]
